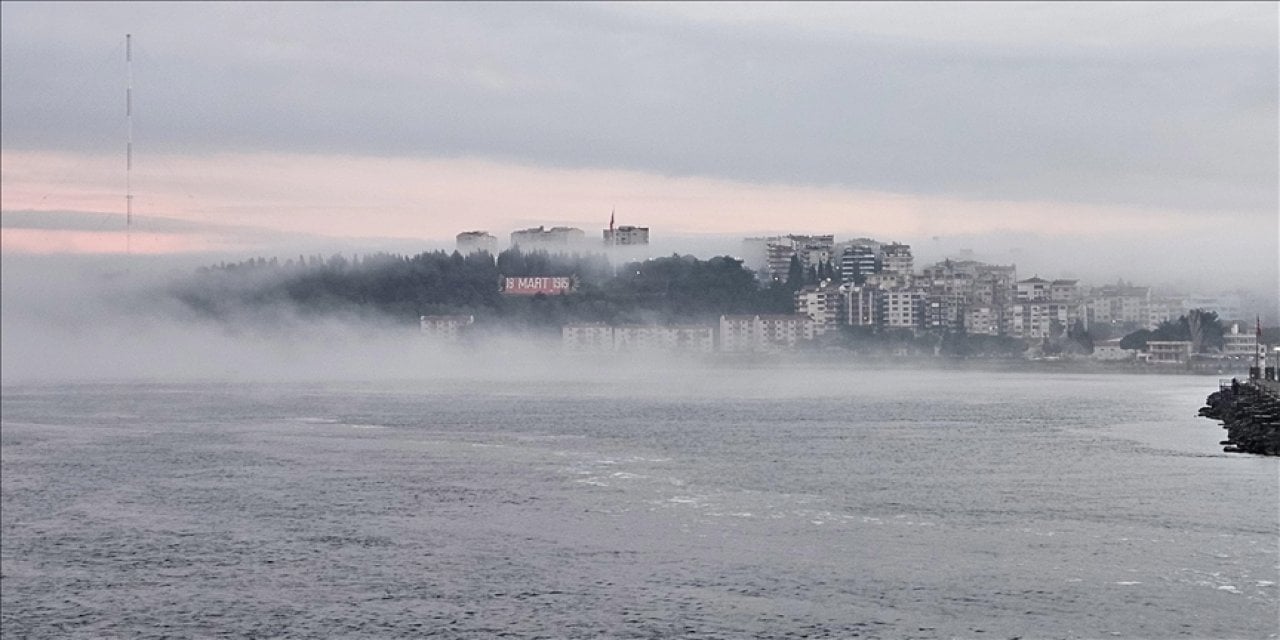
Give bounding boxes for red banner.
[502,276,573,295]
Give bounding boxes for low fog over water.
[2,238,1277,385]
[3,251,1279,639]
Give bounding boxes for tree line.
[169,248,795,332]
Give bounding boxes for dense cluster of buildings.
[428,230,1266,365]
[742,234,1247,340]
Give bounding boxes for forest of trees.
[169,248,795,333]
[170,248,1248,359]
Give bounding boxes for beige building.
[795,284,841,335]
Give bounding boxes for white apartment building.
[881,290,924,330]
[758,314,815,347]
[1014,277,1052,302]
[838,244,878,283]
[864,271,912,291]
[1087,285,1151,326]
[765,243,797,283]
[839,283,879,328]
[1006,303,1069,339]
[614,325,714,352]
[510,226,586,251]
[719,314,814,351]
[563,324,714,353]
[795,284,840,335]
[603,225,650,246]
[965,306,1001,336]
[879,243,913,275]
[924,294,966,331]
[1147,299,1181,330]
[1049,279,1081,302]
[719,315,761,352]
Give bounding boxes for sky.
[1,1,1277,294]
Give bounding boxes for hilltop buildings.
[455,231,497,255]
[438,225,1264,364]
[510,226,586,251]
[603,225,650,246]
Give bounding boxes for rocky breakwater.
[1199,381,1280,456]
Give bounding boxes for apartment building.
[455,231,497,255]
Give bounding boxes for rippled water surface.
[2,368,1277,638]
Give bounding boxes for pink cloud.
[0,228,219,255]
[2,149,1218,254]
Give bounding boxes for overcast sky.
[0,2,1276,292]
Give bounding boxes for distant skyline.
[1,2,1276,294]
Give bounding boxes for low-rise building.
[758,314,815,347]
[563,323,715,353]
[1147,340,1193,364]
[1091,339,1134,361]
[562,323,615,352]
[718,314,814,351]
[1223,323,1260,358]
[420,315,474,341]
[614,324,715,353]
[603,225,650,246]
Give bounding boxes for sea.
[2,366,1277,639]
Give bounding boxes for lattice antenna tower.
[126,33,133,255]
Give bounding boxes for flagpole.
[1256,315,1262,371]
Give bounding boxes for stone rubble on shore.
[1199,382,1280,456]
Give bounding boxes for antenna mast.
[126,33,133,255]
